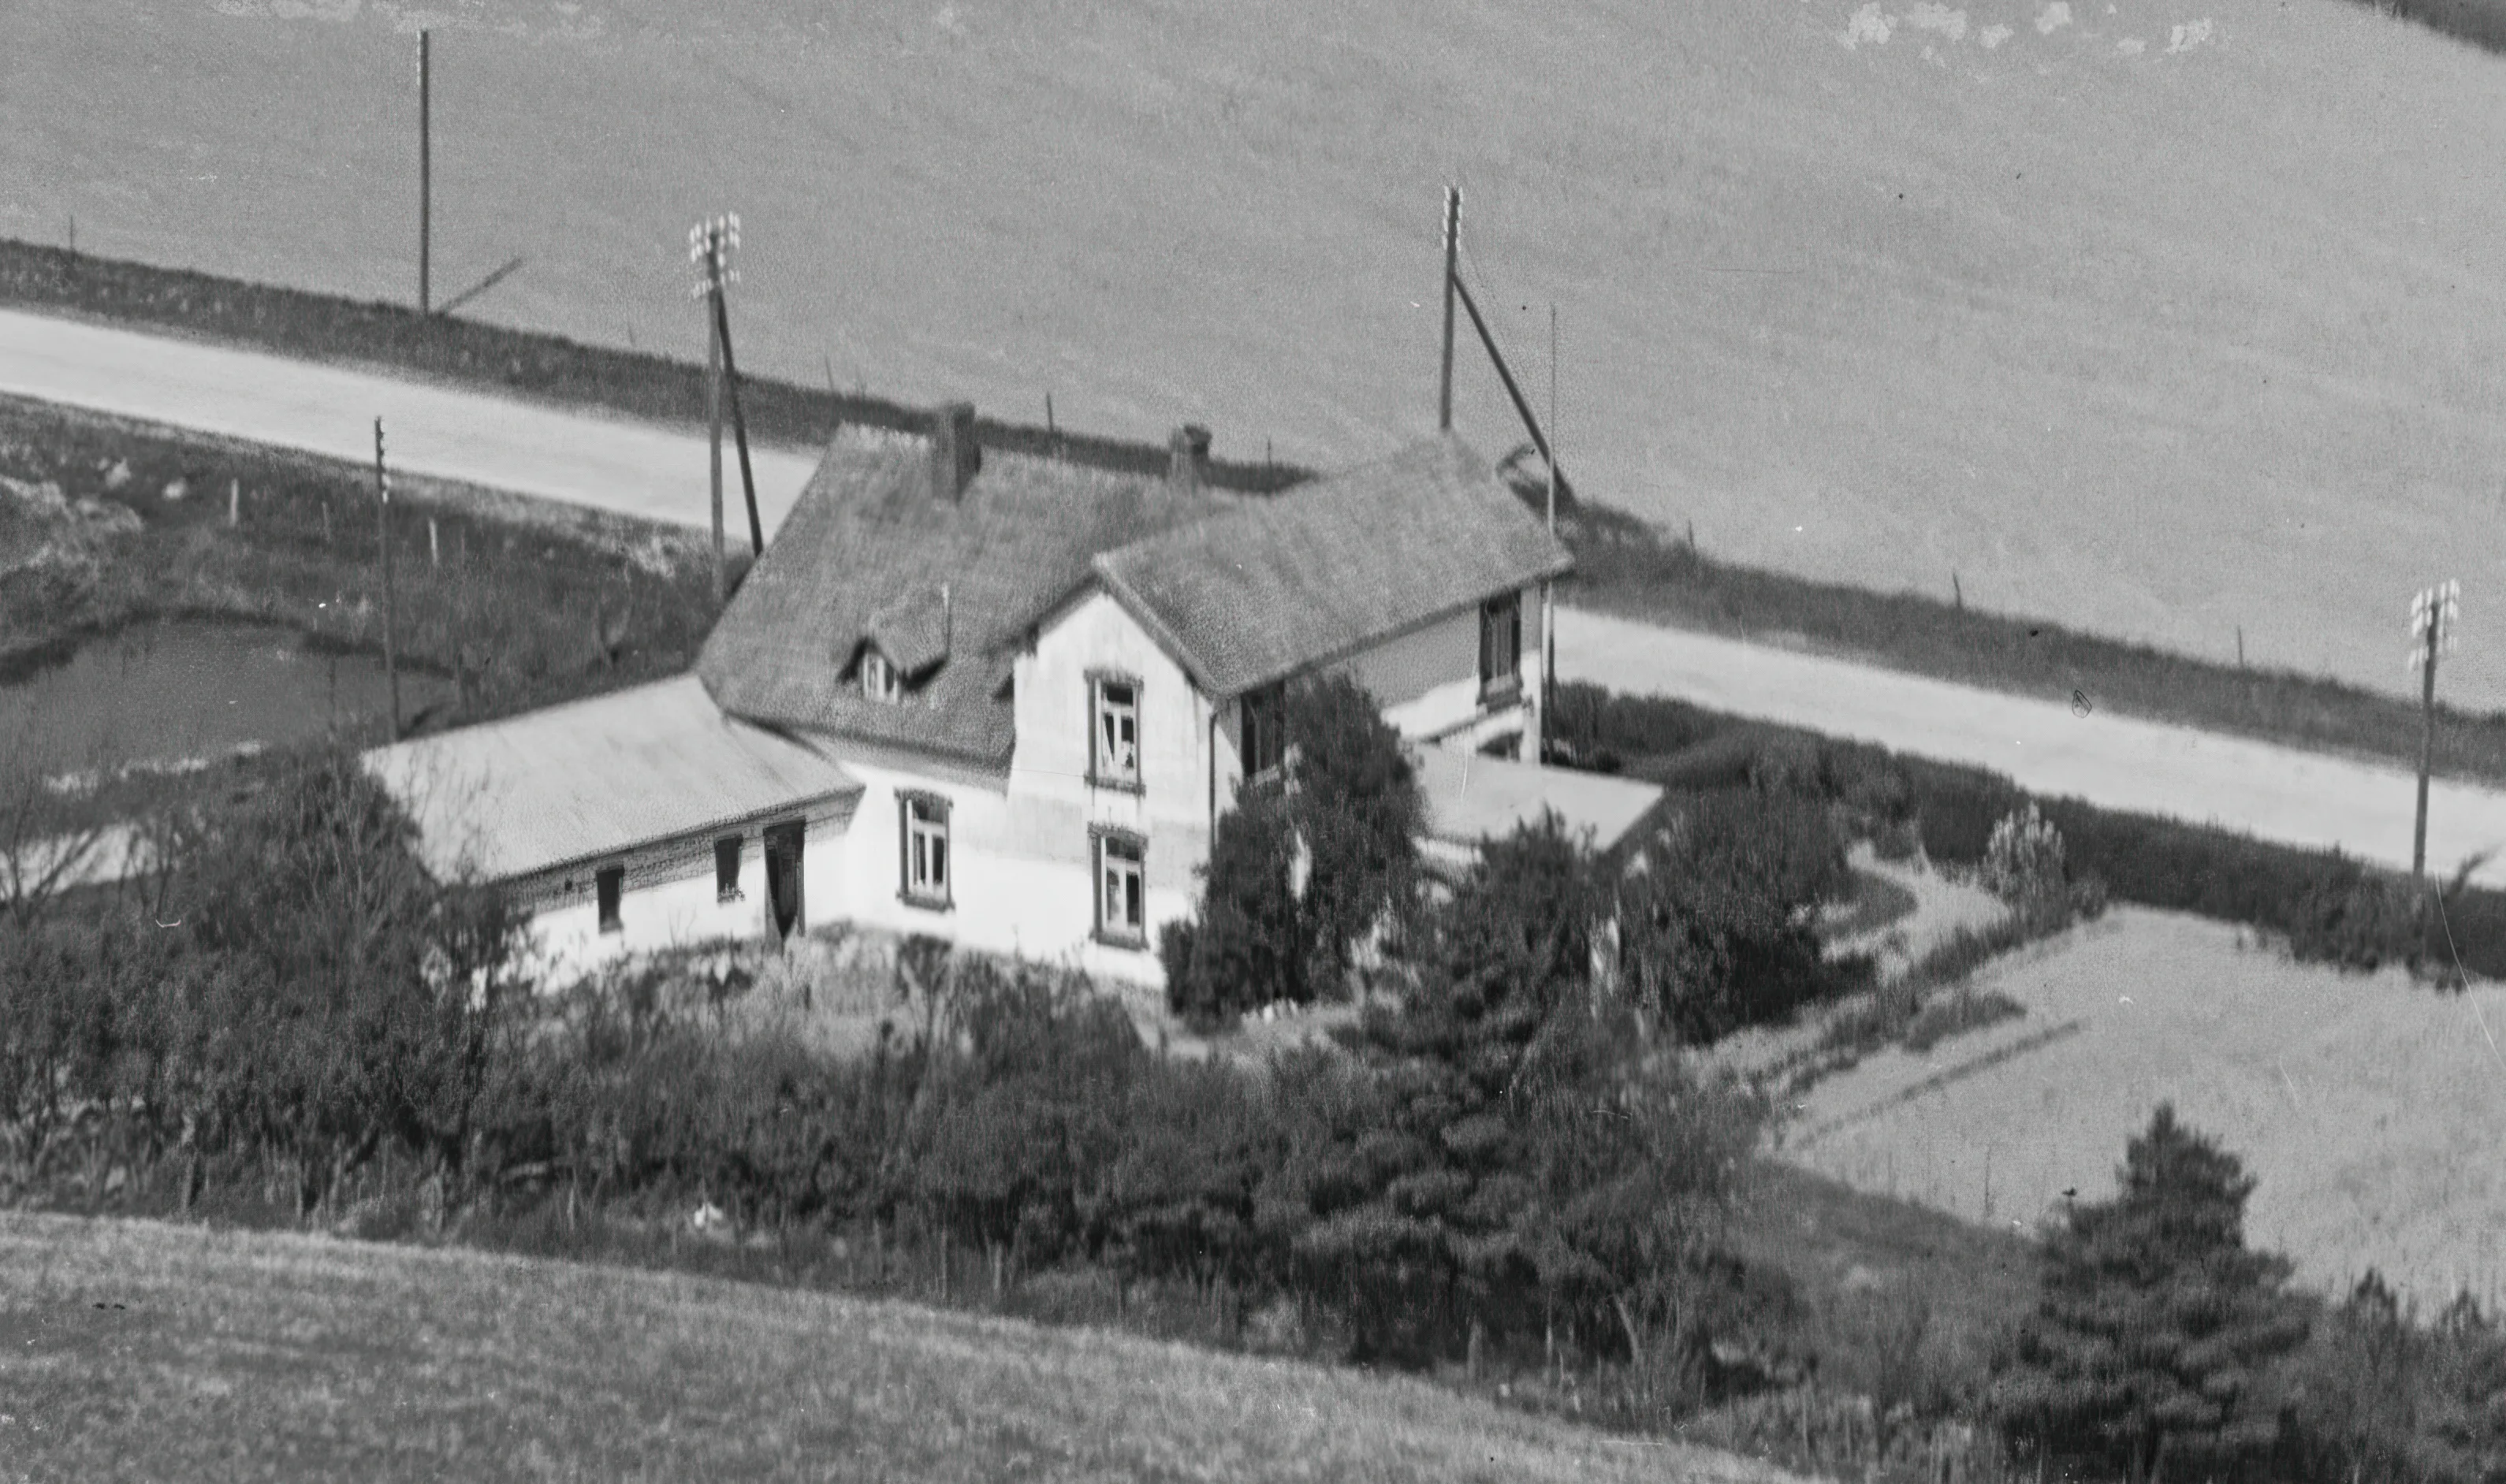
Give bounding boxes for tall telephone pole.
[374,418,403,742]
[1437,186,1461,432]
[418,30,431,314]
[2410,580,2460,880]
[1542,303,1558,762]
[691,214,762,592]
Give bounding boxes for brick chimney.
[929,402,981,501]
[1168,424,1212,493]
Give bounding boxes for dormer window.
[1090,674,1141,790]
[862,648,902,703]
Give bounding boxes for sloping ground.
[1778,907,2506,1310]
[9,0,2506,708]
[0,1213,1804,1483]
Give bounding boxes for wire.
[2430,887,2506,1075]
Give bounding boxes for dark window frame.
[1088,670,1145,793]
[1238,682,1287,784]
[1090,825,1149,948]
[714,834,744,902]
[1480,592,1524,702]
[898,790,953,909]
[595,864,625,935]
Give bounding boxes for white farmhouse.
[365,407,1665,986]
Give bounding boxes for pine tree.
[1991,1103,2312,1484]
[1288,817,1596,1362]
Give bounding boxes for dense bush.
[1164,673,1422,1022]
[0,745,527,1215]
[1617,789,1868,1045]
[1162,788,1305,1025]
[1554,685,2506,981]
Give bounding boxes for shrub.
[1618,790,1864,1044]
[1283,672,1423,987]
[1981,803,2066,906]
[1164,787,1305,1026]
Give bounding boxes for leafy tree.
[909,958,1144,1270]
[1616,790,1854,1043]
[151,745,525,1211]
[1990,1103,2311,1484]
[1161,786,1305,1025]
[1283,672,1422,984]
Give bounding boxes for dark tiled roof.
[698,432,1229,764]
[866,585,951,679]
[1093,434,1573,698]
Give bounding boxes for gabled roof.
[698,430,1230,764]
[1091,434,1573,699]
[362,675,860,883]
[864,585,951,679]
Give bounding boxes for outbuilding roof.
[1091,434,1573,699]
[362,674,860,883]
[1411,744,1669,865]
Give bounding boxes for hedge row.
[1556,684,2506,980]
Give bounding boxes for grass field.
[1781,907,2506,1311]
[0,1213,1804,1483]
[10,0,2506,712]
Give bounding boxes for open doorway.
[761,820,806,942]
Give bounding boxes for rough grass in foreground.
[0,1212,1803,1484]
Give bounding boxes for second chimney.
[1168,424,1212,493]
[930,402,981,501]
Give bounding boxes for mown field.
[0,1213,1803,1483]
[9,0,2506,710]
[1781,906,2506,1311]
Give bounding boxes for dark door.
[762,820,806,941]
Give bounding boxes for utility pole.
[691,214,762,573]
[1438,185,1461,432]
[418,29,431,314]
[700,242,724,603]
[2410,579,2460,879]
[374,418,403,742]
[1543,302,1558,764]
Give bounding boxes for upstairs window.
[900,792,951,907]
[1092,675,1141,789]
[1096,831,1146,946]
[1239,683,1287,783]
[862,648,902,704]
[1480,593,1522,701]
[596,865,625,935]
[714,835,743,902]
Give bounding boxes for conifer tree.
[1991,1103,2311,1484]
